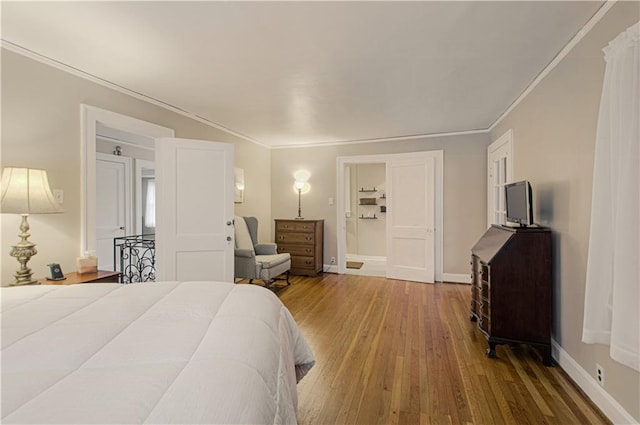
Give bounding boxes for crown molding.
[488,0,616,133]
[270,128,489,149]
[0,40,269,149]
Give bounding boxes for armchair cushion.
[255,243,278,255]
[256,254,291,270]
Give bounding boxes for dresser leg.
[486,342,498,359]
[542,346,554,366]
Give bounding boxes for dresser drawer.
[277,245,314,257]
[276,221,316,233]
[291,257,317,270]
[276,232,315,244]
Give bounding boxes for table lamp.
[1,167,63,286]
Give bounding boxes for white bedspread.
[1,281,315,424]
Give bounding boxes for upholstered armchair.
[234,216,291,286]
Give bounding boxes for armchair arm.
[235,248,255,258]
[255,243,278,255]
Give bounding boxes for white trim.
[2,41,485,150]
[487,129,514,228]
[324,264,339,273]
[551,339,637,425]
[3,0,614,150]
[97,135,155,152]
[442,273,471,284]
[3,41,267,149]
[81,105,174,256]
[336,151,444,282]
[271,128,488,149]
[489,1,616,132]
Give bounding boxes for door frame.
[81,105,174,256]
[487,129,514,227]
[336,151,443,281]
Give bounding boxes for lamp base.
[10,277,40,286]
[9,214,40,286]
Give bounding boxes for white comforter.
[1,281,315,424]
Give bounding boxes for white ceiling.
[1,1,604,148]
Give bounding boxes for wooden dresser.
[470,225,552,365]
[275,219,324,276]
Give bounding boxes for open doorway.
[345,163,387,277]
[81,105,174,271]
[337,151,444,283]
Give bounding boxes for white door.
[155,137,235,282]
[386,155,435,283]
[487,130,513,227]
[96,153,132,271]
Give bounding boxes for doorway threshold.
[345,255,386,277]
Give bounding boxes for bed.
[1,281,315,424]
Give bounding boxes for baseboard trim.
[442,273,471,284]
[551,339,637,424]
[324,264,339,273]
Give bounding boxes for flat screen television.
[505,180,533,227]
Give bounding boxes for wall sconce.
[0,167,64,285]
[293,170,311,220]
[295,180,305,220]
[234,168,245,203]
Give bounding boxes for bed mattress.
[1,281,315,424]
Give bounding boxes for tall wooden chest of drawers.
[275,219,324,276]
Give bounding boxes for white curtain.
[582,22,639,372]
[144,179,156,228]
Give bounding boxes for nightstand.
[39,270,121,285]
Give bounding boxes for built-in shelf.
[359,215,378,219]
[359,188,377,192]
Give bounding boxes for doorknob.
[227,220,233,226]
[119,226,125,230]
[226,236,232,241]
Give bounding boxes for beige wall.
[1,49,271,285]
[491,2,640,420]
[270,132,490,276]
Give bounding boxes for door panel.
[386,156,435,283]
[155,138,234,282]
[96,153,132,271]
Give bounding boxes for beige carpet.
[346,261,364,269]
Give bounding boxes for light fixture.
[295,180,305,220]
[293,170,311,220]
[1,168,63,286]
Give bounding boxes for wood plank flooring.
[268,273,610,425]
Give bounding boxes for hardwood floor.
[270,273,610,425]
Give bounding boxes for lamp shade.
[0,168,63,214]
